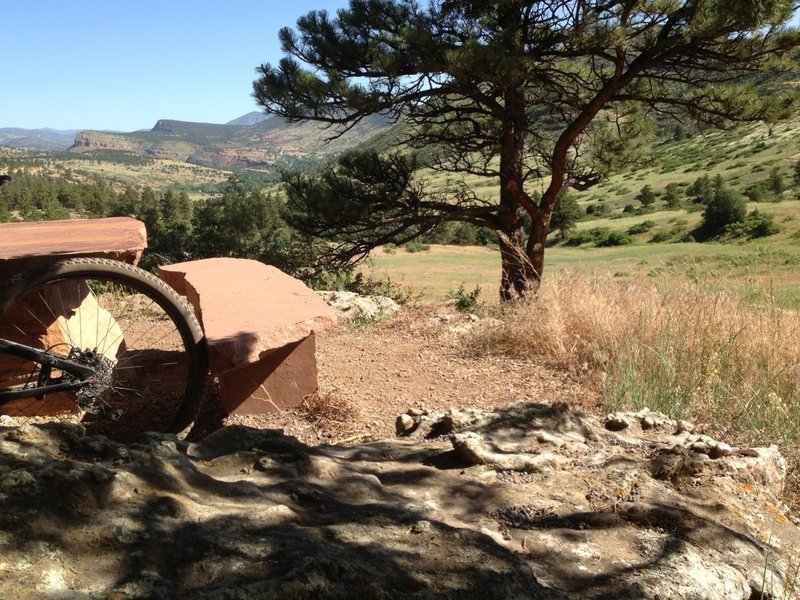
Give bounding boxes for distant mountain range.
[0,127,81,151]
[0,111,394,170]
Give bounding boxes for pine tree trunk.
[498,217,538,302]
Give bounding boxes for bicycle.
[0,176,208,439]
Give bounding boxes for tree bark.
[498,219,536,302]
[526,204,555,289]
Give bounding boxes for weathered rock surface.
[0,403,797,599]
[317,290,401,321]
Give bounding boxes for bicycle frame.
[0,338,97,403]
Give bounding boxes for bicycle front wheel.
[0,258,207,439]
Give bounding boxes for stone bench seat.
[159,258,336,415]
[0,217,147,279]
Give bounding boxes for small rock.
[605,413,633,431]
[536,431,558,444]
[396,414,418,436]
[709,442,733,460]
[676,420,695,434]
[411,520,432,534]
[641,416,655,430]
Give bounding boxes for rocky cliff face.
[0,402,797,598]
[71,131,142,152]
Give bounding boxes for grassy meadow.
[368,210,800,309]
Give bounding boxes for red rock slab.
[158,258,336,374]
[0,217,147,261]
[0,217,147,278]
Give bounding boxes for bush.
[566,227,633,247]
[404,241,431,253]
[744,186,764,202]
[725,210,780,239]
[701,186,747,236]
[565,227,611,246]
[448,283,483,313]
[597,231,634,247]
[650,230,672,243]
[585,203,611,217]
[627,220,657,235]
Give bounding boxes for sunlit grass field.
[368,231,800,309]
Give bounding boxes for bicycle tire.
[0,257,208,438]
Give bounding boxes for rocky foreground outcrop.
[0,403,797,599]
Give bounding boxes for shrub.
[627,220,656,235]
[448,283,483,312]
[566,227,633,247]
[585,203,611,217]
[744,186,764,202]
[649,230,672,243]
[596,231,634,246]
[701,187,747,236]
[565,227,611,246]
[725,210,781,239]
[404,241,431,253]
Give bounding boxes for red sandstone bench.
[0,217,335,417]
[159,258,335,414]
[0,217,147,278]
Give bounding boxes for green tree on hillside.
[635,185,657,208]
[769,166,785,194]
[549,191,582,240]
[663,183,683,209]
[688,175,714,204]
[190,181,305,273]
[702,185,747,235]
[254,0,799,299]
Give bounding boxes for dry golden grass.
[297,392,365,441]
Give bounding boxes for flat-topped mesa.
[0,217,147,279]
[159,258,336,415]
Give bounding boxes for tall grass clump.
[467,272,800,448]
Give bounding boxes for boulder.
[159,258,336,414]
[317,290,401,321]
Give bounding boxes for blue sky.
[0,0,351,131]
